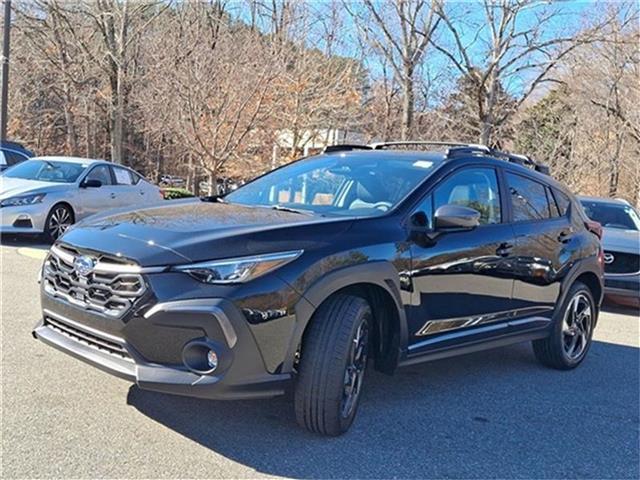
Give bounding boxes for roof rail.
[322,144,372,153]
[445,144,550,175]
[323,140,550,175]
[446,145,491,157]
[369,141,488,150]
[489,150,550,175]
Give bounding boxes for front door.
[76,165,120,219]
[407,166,518,356]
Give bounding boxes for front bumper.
[0,203,48,233]
[33,296,291,400]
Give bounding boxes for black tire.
[294,294,372,436]
[43,204,74,243]
[533,281,596,370]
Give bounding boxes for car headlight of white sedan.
[0,193,47,207]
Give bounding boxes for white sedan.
[0,156,163,242]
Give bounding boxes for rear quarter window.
[552,188,572,216]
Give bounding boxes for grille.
[44,316,132,361]
[604,251,640,275]
[43,244,146,317]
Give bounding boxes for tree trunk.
[110,66,125,164]
[481,73,499,146]
[608,132,623,197]
[207,171,217,196]
[401,64,414,140]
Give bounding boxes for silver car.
[579,196,640,305]
[0,156,163,242]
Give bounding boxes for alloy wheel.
[48,207,72,240]
[561,293,592,361]
[341,320,369,418]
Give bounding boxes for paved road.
[2,240,639,479]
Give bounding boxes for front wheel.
[294,295,372,436]
[43,204,74,243]
[533,281,596,370]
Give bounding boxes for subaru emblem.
[74,255,95,276]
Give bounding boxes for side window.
[113,166,134,185]
[506,172,550,222]
[552,188,571,216]
[433,168,501,225]
[546,187,561,217]
[85,165,113,185]
[0,151,5,166]
[129,170,142,185]
[5,151,27,166]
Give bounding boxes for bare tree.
[347,0,439,139]
[78,0,169,164]
[162,2,280,194]
[432,0,611,145]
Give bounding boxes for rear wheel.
[294,294,371,436]
[43,204,74,243]
[533,281,595,369]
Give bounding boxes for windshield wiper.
[271,204,314,215]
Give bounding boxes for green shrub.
[161,187,195,200]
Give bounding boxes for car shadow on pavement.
[602,300,639,316]
[0,233,49,250]
[127,340,639,479]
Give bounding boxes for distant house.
[273,128,366,164]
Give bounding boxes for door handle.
[110,193,116,199]
[557,230,573,243]
[496,242,514,257]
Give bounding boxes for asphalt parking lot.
[1,238,639,479]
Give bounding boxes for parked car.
[1,156,163,242]
[159,175,186,187]
[33,142,604,436]
[199,177,239,195]
[0,140,34,171]
[578,196,639,306]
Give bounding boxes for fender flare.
[555,254,604,316]
[281,261,408,372]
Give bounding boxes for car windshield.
[580,200,640,231]
[225,154,440,217]
[3,159,87,183]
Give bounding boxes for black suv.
[33,142,604,436]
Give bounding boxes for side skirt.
[399,318,551,367]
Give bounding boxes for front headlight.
[0,193,46,207]
[174,250,303,284]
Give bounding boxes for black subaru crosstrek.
[33,142,604,436]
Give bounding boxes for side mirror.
[434,204,480,230]
[81,179,102,188]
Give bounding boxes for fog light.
[206,349,218,370]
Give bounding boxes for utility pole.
[0,0,11,142]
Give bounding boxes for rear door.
[111,166,142,207]
[505,171,573,319]
[407,166,519,356]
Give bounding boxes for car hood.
[59,200,354,266]
[602,227,640,254]
[0,177,68,199]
